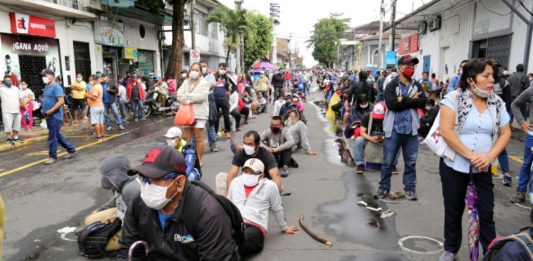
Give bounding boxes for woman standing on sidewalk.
[176,62,209,163]
[438,59,511,261]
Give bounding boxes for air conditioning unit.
[429,15,441,32]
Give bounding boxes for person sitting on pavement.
[272,93,287,117]
[83,155,140,252]
[286,110,317,155]
[0,75,23,143]
[353,102,386,174]
[227,158,298,256]
[218,130,282,195]
[260,116,295,177]
[418,99,440,139]
[438,59,511,261]
[165,127,187,153]
[117,145,239,260]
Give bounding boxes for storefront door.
[19,55,46,96]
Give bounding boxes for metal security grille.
[472,34,512,68]
[73,41,91,81]
[19,55,47,96]
[487,34,512,68]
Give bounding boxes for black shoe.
[374,188,389,199]
[6,137,13,144]
[511,192,526,204]
[501,174,512,187]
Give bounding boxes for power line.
[518,0,533,17]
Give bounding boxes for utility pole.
[235,0,243,74]
[377,0,385,69]
[190,0,196,50]
[390,0,397,51]
[270,3,280,65]
[288,33,293,69]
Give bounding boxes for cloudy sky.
[218,0,426,67]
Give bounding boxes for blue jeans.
[498,149,510,174]
[517,134,533,192]
[131,99,145,119]
[47,117,75,159]
[379,131,419,191]
[104,102,123,127]
[206,120,217,148]
[353,136,366,166]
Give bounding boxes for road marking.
[57,226,78,242]
[25,150,54,156]
[398,235,444,255]
[509,155,524,164]
[0,134,120,178]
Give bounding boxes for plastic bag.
[40,119,47,129]
[174,104,195,126]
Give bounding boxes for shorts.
[72,98,86,111]
[182,119,207,129]
[90,106,105,125]
[2,112,21,132]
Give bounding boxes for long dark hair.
[459,59,493,91]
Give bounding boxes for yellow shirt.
[87,84,104,107]
[71,80,87,99]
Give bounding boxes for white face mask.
[189,71,200,80]
[242,173,261,187]
[42,77,50,84]
[140,180,178,210]
[181,73,187,78]
[472,85,493,98]
[359,103,369,109]
[76,77,82,82]
[243,144,256,156]
[219,70,226,75]
[202,68,208,75]
[166,138,177,147]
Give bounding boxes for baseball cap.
[243,158,265,174]
[128,145,186,178]
[41,69,54,76]
[397,55,419,66]
[164,127,182,139]
[372,102,387,120]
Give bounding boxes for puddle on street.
[318,172,401,250]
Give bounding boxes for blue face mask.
[4,82,12,87]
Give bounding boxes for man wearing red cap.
[376,55,427,200]
[117,145,239,260]
[353,102,387,174]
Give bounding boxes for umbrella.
[465,174,479,261]
[252,61,276,70]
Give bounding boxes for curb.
[0,125,90,153]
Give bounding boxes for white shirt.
[21,88,34,105]
[0,85,23,113]
[118,84,128,102]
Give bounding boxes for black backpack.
[483,227,533,260]
[187,181,245,255]
[77,218,122,259]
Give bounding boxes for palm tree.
[206,6,248,65]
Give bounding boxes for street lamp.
[235,0,243,74]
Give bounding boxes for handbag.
[174,104,195,126]
[423,112,455,160]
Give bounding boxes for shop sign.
[124,47,138,60]
[9,12,56,38]
[94,21,124,47]
[398,34,419,55]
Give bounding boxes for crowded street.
[3,0,533,261]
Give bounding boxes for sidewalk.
[0,122,90,153]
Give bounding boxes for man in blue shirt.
[447,60,468,94]
[101,74,124,131]
[377,55,427,200]
[41,69,75,165]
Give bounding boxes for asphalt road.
[1,91,531,261]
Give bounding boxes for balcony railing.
[41,0,90,11]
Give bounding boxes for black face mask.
[271,127,281,134]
